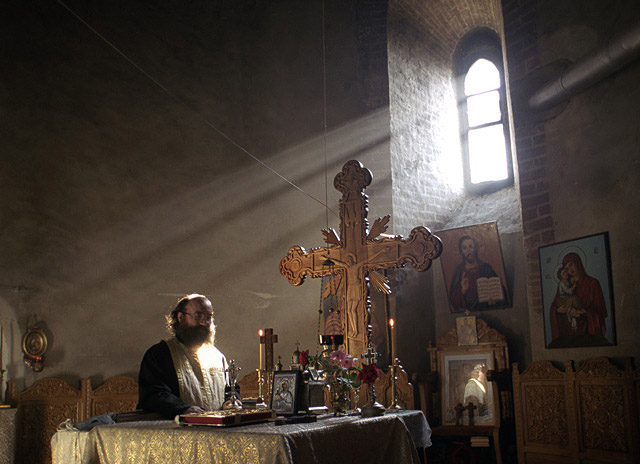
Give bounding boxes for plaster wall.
[503,0,640,364]
[0,0,393,391]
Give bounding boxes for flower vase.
[331,389,349,415]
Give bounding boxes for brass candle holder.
[256,368,268,409]
[387,358,404,412]
[222,359,242,410]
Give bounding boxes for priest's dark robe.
[137,340,193,419]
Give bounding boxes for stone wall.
[387,0,530,373]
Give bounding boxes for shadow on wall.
[8,108,393,384]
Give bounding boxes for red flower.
[299,350,310,367]
[357,363,380,384]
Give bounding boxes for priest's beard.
[176,324,213,348]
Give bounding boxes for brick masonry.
[502,0,554,314]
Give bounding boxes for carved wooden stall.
[512,357,640,464]
[85,375,139,417]
[7,378,84,464]
[414,318,513,464]
[6,376,138,464]
[367,366,414,410]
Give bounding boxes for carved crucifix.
[280,160,442,357]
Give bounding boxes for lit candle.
[258,329,264,370]
[389,318,396,364]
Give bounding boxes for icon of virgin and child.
[548,252,610,347]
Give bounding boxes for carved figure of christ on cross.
[280,160,443,358]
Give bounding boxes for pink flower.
[342,356,355,369]
[329,349,347,365]
[329,350,356,369]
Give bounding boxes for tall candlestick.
[258,329,264,370]
[388,318,396,364]
[388,318,403,411]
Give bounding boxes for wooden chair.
[414,318,512,464]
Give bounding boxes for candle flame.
[389,318,395,327]
[258,329,263,337]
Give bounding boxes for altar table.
[52,409,430,464]
[0,408,17,464]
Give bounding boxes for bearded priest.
[137,294,228,418]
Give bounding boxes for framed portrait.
[441,351,495,426]
[437,222,511,313]
[456,316,478,345]
[539,232,616,349]
[270,370,302,415]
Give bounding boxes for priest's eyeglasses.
[183,312,213,324]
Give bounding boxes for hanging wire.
[322,0,330,231]
[321,0,336,270]
[53,0,339,218]
[316,274,325,357]
[317,0,328,354]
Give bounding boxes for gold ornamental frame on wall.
[22,322,48,372]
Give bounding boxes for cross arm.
[398,226,443,271]
[364,226,443,272]
[279,245,342,286]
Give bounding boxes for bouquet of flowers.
[306,349,361,396]
[300,347,383,414]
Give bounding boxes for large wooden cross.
[280,160,442,357]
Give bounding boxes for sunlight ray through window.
[468,125,508,184]
[464,59,500,96]
[467,91,501,127]
[456,32,513,192]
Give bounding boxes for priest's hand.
[183,406,206,415]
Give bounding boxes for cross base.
[361,382,385,417]
[361,400,385,417]
[222,397,243,410]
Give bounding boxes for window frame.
[454,29,514,195]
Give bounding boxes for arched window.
[455,30,513,194]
